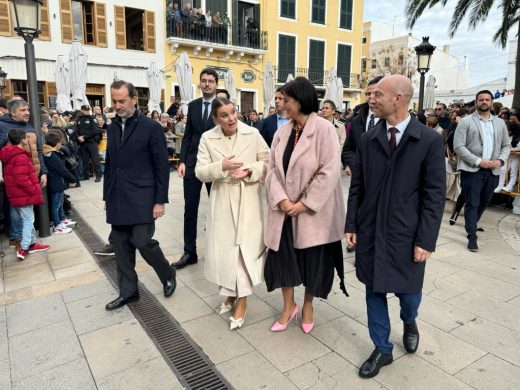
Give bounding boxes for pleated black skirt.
[264,218,348,299]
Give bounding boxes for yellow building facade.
[164,0,364,114]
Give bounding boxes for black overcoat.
[103,111,170,225]
[345,118,445,293]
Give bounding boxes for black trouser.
[460,169,499,240]
[183,174,211,256]
[111,223,172,297]
[80,142,101,178]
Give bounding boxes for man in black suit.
[342,76,383,175]
[104,80,176,311]
[174,68,218,269]
[345,75,445,378]
[260,88,288,147]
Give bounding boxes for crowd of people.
[0,65,517,380]
[166,2,260,48]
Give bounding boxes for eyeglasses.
[435,108,443,111]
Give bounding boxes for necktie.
[388,127,398,153]
[202,101,210,127]
[367,114,375,131]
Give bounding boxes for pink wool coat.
[264,112,345,251]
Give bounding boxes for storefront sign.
[240,70,256,83]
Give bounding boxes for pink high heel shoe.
[271,304,298,332]
[301,307,314,334]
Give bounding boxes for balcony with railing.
[273,67,362,90]
[166,20,268,60]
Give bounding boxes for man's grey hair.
[7,99,29,114]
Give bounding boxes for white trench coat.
[195,121,270,290]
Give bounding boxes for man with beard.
[454,90,510,252]
[260,87,288,147]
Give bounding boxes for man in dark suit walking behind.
[261,87,288,147]
[174,68,218,269]
[345,75,445,378]
[104,80,176,311]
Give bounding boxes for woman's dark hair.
[280,77,319,115]
[211,97,233,117]
[507,121,520,137]
[416,112,427,125]
[151,110,160,119]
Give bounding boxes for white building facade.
[0,0,164,110]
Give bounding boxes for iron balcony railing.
[166,20,268,51]
[273,66,362,89]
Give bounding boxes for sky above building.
[364,0,509,88]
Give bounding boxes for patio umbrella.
[175,52,193,115]
[324,68,342,109]
[224,69,237,102]
[263,61,275,115]
[69,40,89,110]
[147,62,163,114]
[54,55,73,113]
[424,75,436,110]
[286,73,294,82]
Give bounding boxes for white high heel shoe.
[218,302,233,315]
[229,311,247,330]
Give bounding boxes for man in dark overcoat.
[173,68,217,269]
[103,80,176,311]
[345,75,445,378]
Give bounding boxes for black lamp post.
[10,0,50,237]
[414,36,435,114]
[0,67,7,98]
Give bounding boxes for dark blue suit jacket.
[261,114,278,147]
[103,111,170,225]
[180,98,216,175]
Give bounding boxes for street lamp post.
[414,36,436,114]
[0,67,7,98]
[10,0,50,237]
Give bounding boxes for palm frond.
[468,0,495,29]
[405,0,449,28]
[448,0,477,37]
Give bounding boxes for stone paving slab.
[217,350,299,390]
[66,290,134,335]
[285,352,387,390]
[8,321,84,382]
[454,353,520,390]
[79,319,161,381]
[182,313,255,364]
[6,293,68,337]
[450,317,520,366]
[375,354,473,390]
[154,285,214,323]
[11,358,97,390]
[0,358,11,390]
[238,317,331,373]
[96,357,184,390]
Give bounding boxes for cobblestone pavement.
[1,173,519,389]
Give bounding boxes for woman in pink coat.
[264,77,348,334]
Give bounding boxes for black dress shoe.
[164,267,177,297]
[403,321,420,353]
[477,227,485,232]
[359,348,393,378]
[449,210,459,225]
[468,239,479,252]
[173,253,198,269]
[95,176,102,183]
[105,294,139,311]
[346,244,355,253]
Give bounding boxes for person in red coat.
[0,129,49,260]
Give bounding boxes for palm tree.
[405,0,520,108]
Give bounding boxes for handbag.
[446,147,458,171]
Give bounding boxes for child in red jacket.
[0,129,49,259]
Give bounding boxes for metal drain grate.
[72,210,234,390]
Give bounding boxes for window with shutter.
[337,44,352,88]
[114,5,126,49]
[144,11,155,53]
[94,2,107,47]
[278,34,295,83]
[311,0,326,24]
[280,0,295,19]
[60,0,73,43]
[339,0,353,30]
[0,0,12,37]
[39,0,51,40]
[309,40,325,85]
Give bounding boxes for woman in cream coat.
[195,97,270,330]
